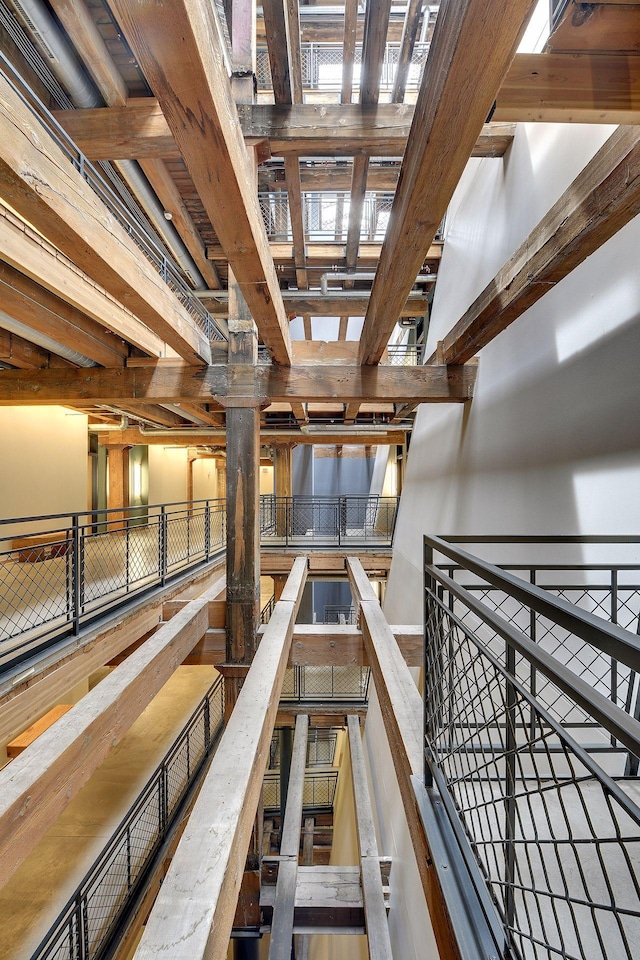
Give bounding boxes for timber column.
[273,442,293,538]
[107,444,129,531]
[225,273,261,713]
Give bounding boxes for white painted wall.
[0,407,87,522]
[363,121,640,959]
[192,457,219,501]
[147,446,188,505]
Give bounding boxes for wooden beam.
[0,204,165,358]
[358,0,537,364]
[207,240,441,268]
[348,715,393,960]
[338,316,349,340]
[0,78,210,366]
[0,261,128,368]
[205,290,431,318]
[0,328,71,369]
[346,558,459,960]
[49,0,129,106]
[0,362,477,405]
[99,427,408,446]
[55,101,516,158]
[132,559,307,960]
[437,125,640,365]
[392,0,424,104]
[268,714,309,960]
[108,0,292,364]
[341,0,358,104]
[0,576,225,891]
[302,314,312,339]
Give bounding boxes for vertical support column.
[273,443,292,539]
[107,444,129,530]
[225,272,261,713]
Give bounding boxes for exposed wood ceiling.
[0,0,637,438]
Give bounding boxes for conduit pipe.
[10,0,207,289]
[88,414,129,431]
[0,311,97,366]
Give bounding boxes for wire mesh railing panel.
[257,42,430,92]
[280,666,370,703]
[269,728,338,768]
[259,495,398,547]
[263,771,339,813]
[385,343,424,366]
[424,587,640,960]
[31,678,224,960]
[258,191,396,242]
[0,500,225,670]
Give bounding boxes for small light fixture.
[163,210,173,221]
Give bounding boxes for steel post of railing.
[72,515,81,636]
[159,506,168,586]
[504,639,517,937]
[205,500,211,560]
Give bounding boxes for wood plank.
[0,563,225,747]
[0,362,477,405]
[0,579,223,890]
[0,204,165,359]
[358,0,538,364]
[269,714,309,960]
[548,0,640,54]
[437,125,640,365]
[0,77,210,365]
[56,101,515,157]
[496,52,640,125]
[6,704,73,758]
[346,558,459,960]
[108,0,292,364]
[261,864,365,929]
[132,558,307,960]
[348,715,393,960]
[0,261,128,367]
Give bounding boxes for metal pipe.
[11,0,206,289]
[137,424,412,438]
[88,414,128,432]
[0,311,97,366]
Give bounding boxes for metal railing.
[280,665,370,703]
[257,41,430,93]
[0,500,226,669]
[422,534,640,960]
[0,52,225,343]
[269,727,339,769]
[263,769,339,813]
[385,343,424,366]
[259,191,394,242]
[323,604,357,625]
[261,593,277,624]
[31,676,225,960]
[260,495,399,547]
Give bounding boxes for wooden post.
[225,271,261,714]
[273,443,292,538]
[107,444,129,530]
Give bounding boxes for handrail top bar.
[440,534,640,544]
[426,565,640,761]
[424,534,640,674]
[0,497,226,529]
[437,563,640,572]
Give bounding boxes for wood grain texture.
[358,0,537,364]
[0,76,209,365]
[107,0,292,363]
[133,559,307,960]
[439,125,640,364]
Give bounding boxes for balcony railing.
[280,664,371,704]
[269,727,338,769]
[263,769,339,813]
[259,191,394,242]
[257,41,430,93]
[0,500,226,669]
[31,676,225,960]
[260,495,399,547]
[0,495,397,673]
[421,534,640,960]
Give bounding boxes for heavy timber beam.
[182,623,423,667]
[435,125,640,365]
[0,205,165,359]
[100,428,409,447]
[108,0,292,364]
[0,76,210,366]
[346,558,459,960]
[55,100,515,158]
[0,575,225,891]
[132,558,307,960]
[0,363,477,404]
[358,0,537,364]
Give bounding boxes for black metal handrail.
[280,665,370,704]
[263,769,339,813]
[31,676,225,960]
[260,494,399,547]
[0,500,226,669]
[423,535,640,960]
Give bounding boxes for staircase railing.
[31,676,225,960]
[422,534,640,960]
